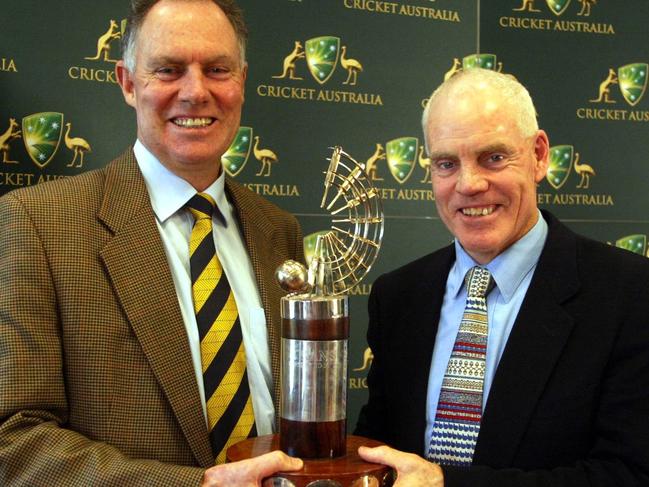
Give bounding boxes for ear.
[116,61,136,108]
[532,129,550,183]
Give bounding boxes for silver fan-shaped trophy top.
[276,146,384,297]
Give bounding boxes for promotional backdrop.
[2,0,648,429]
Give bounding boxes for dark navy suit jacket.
[355,211,649,486]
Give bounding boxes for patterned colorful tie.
[186,192,256,464]
[428,266,494,466]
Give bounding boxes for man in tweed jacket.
[0,0,304,485]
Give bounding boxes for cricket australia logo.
[545,0,571,16]
[443,54,504,81]
[539,145,613,207]
[224,128,299,198]
[577,62,649,122]
[22,113,91,169]
[305,36,341,85]
[386,137,418,184]
[613,235,649,257]
[364,139,431,185]
[0,112,91,194]
[222,127,279,178]
[589,64,648,106]
[512,0,597,16]
[272,35,362,86]
[546,145,595,190]
[257,35,382,106]
[22,113,63,169]
[618,63,648,106]
[504,0,612,35]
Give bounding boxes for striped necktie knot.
[186,192,216,221]
[465,266,495,298]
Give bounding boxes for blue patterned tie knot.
[465,266,494,298]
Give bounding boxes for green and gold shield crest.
[615,234,647,256]
[546,145,574,190]
[462,53,498,71]
[386,137,418,184]
[305,36,340,85]
[618,63,648,107]
[546,0,571,16]
[222,126,252,177]
[303,230,331,265]
[22,112,64,169]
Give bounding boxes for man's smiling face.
[426,87,548,264]
[117,0,246,184]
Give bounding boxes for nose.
[179,66,209,104]
[455,164,488,195]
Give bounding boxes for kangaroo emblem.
[590,68,618,103]
[513,0,541,12]
[365,144,385,181]
[353,348,374,372]
[85,20,122,63]
[444,58,462,81]
[0,118,22,164]
[272,41,305,80]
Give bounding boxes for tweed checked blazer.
[0,149,303,486]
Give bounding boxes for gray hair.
[421,68,539,152]
[121,0,248,71]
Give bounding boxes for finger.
[358,445,397,467]
[251,450,303,476]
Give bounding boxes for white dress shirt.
[134,140,275,435]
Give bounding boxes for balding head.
[422,69,539,154]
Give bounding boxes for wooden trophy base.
[227,434,394,487]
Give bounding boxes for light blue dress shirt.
[134,140,275,435]
[424,211,548,453]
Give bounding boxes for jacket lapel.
[476,212,580,467]
[397,247,455,453]
[97,151,214,467]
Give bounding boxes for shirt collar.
[450,210,548,301]
[134,139,229,226]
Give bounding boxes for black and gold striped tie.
[185,192,256,464]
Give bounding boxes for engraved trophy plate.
[281,338,347,422]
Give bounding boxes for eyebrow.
[427,150,457,161]
[476,143,515,155]
[428,142,515,161]
[147,54,236,66]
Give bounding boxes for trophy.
[228,147,391,487]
